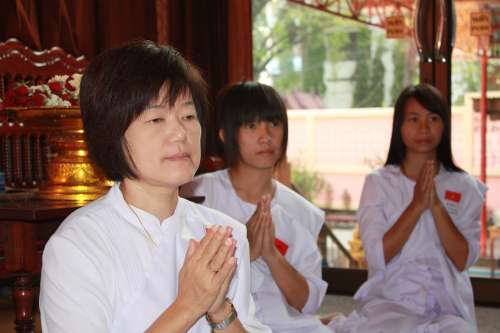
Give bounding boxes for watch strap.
[205,299,238,331]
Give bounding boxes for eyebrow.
[145,104,164,110]
[182,100,195,106]
[146,99,194,110]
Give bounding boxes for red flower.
[65,78,76,91]
[48,81,63,93]
[14,84,30,96]
[32,93,47,106]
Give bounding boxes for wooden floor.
[0,291,497,333]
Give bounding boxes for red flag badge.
[274,238,289,256]
[445,190,462,203]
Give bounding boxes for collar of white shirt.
[105,183,209,246]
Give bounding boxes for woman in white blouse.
[330,84,486,333]
[182,82,332,333]
[39,41,270,333]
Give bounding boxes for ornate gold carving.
[8,107,111,200]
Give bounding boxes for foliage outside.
[253,0,497,108]
[452,59,500,105]
[253,0,418,108]
[291,163,326,203]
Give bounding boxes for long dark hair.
[385,84,462,172]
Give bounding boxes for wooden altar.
[0,39,95,332]
[0,38,89,191]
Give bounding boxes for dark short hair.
[80,40,208,181]
[385,83,462,172]
[216,82,288,168]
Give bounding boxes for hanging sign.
[470,11,491,36]
[386,15,406,39]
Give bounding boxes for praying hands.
[246,195,278,262]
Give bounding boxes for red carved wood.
[0,38,88,97]
[0,38,87,76]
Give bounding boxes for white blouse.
[330,165,486,333]
[181,169,329,333]
[40,183,271,333]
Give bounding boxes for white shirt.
[181,169,329,333]
[40,183,271,333]
[330,165,486,333]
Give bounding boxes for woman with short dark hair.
[330,84,486,333]
[39,41,270,333]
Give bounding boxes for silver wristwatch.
[205,299,238,331]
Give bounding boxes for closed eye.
[148,118,164,124]
[183,113,198,121]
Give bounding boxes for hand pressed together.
[246,195,279,262]
[411,160,440,213]
[176,225,237,319]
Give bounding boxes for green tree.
[274,49,301,92]
[324,24,351,73]
[452,59,500,105]
[390,41,406,105]
[253,1,418,107]
[453,60,480,105]
[303,32,326,94]
[291,163,325,203]
[253,1,334,96]
[351,28,372,107]
[369,40,385,107]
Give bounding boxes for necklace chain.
[126,201,157,246]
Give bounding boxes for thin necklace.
[125,201,157,246]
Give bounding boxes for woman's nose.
[168,118,187,141]
[258,123,272,140]
[419,119,431,132]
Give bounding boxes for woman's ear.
[218,129,225,143]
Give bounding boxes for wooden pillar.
[419,0,454,106]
